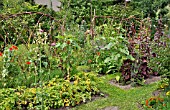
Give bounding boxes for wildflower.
[166,91,170,96]
[0,52,2,56]
[160,83,169,89]
[9,47,13,51]
[29,88,36,94]
[12,45,18,50]
[145,100,149,106]
[145,99,152,108]
[149,97,154,101]
[163,104,166,106]
[157,97,164,102]
[74,80,78,85]
[66,40,71,45]
[39,29,44,33]
[96,52,100,56]
[26,61,31,65]
[64,99,70,106]
[50,42,56,46]
[88,59,92,63]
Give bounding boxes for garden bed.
[109,76,161,90]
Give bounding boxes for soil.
[144,76,161,85]
[109,80,132,90]
[98,106,119,110]
[152,89,162,96]
[137,102,144,110]
[109,76,161,90]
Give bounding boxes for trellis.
[0,12,62,50]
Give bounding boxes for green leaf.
[115,75,120,82]
[104,43,113,50]
[104,57,111,63]
[55,43,61,48]
[61,43,67,49]
[119,48,129,55]
[127,55,135,61]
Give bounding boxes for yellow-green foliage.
[0,72,100,109]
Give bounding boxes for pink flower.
[51,42,56,46]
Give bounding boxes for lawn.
[72,74,158,110]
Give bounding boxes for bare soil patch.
[144,76,161,84]
[137,102,144,110]
[152,89,162,96]
[109,76,161,90]
[98,106,119,110]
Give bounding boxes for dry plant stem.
[0,12,61,23]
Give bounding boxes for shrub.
[0,72,100,110]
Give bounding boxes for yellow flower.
[21,101,27,105]
[86,79,90,85]
[64,99,70,106]
[160,83,169,89]
[15,92,20,95]
[74,80,78,85]
[29,88,36,94]
[166,91,170,96]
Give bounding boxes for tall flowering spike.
[26,61,31,65]
[0,52,2,56]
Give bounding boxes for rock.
[34,0,61,11]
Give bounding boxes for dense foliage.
[0,0,170,109]
[131,0,170,18]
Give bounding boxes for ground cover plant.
[0,0,170,110]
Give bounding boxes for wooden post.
[90,0,93,38]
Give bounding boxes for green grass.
[71,74,159,110]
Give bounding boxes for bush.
[149,24,170,77]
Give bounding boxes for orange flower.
[158,97,164,102]
[146,99,152,108]
[0,52,2,56]
[88,59,92,63]
[26,61,31,65]
[96,52,100,56]
[12,45,18,50]
[146,100,149,106]
[149,97,155,101]
[66,40,71,45]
